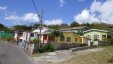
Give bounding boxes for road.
[0,40,36,64]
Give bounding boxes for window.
[67,37,71,42]
[86,35,91,39]
[18,32,23,36]
[75,38,77,42]
[94,35,98,39]
[98,35,99,38]
[60,37,64,42]
[30,33,34,37]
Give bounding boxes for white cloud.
[44,19,63,25]
[90,1,101,13]
[5,13,40,23]
[0,6,7,10]
[74,9,99,24]
[74,0,113,24]
[59,0,65,8]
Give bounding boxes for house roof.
[83,29,113,34]
[59,26,88,32]
[59,28,73,32]
[33,27,53,34]
[71,26,88,30]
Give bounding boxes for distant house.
[83,29,113,42]
[14,31,29,41]
[56,26,89,44]
[32,27,54,43]
[0,31,14,39]
[14,27,54,43]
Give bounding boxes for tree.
[49,30,64,42]
[61,23,69,28]
[70,22,79,27]
[48,25,61,30]
[12,25,32,31]
[81,23,93,28]
[0,23,13,32]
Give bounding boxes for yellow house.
[55,27,89,44]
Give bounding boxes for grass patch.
[63,46,113,64]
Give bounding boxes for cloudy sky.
[0,0,113,26]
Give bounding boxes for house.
[56,26,89,44]
[32,27,51,43]
[14,27,55,44]
[14,31,29,41]
[83,29,113,42]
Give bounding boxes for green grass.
[63,46,113,64]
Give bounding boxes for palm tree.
[49,30,64,43]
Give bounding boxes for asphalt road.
[0,40,36,64]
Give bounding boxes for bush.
[38,43,55,53]
[43,43,55,52]
[110,38,113,45]
[6,37,14,41]
[91,42,94,46]
[38,48,45,53]
[29,38,40,44]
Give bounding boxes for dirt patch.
[32,48,104,63]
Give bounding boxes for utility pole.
[31,0,43,49]
[39,10,43,49]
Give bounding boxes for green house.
[0,31,14,39]
[83,29,113,42]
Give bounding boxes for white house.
[14,27,52,43]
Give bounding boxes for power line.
[31,0,42,49]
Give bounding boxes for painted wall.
[84,31,107,41]
[56,32,86,44]
[0,32,14,38]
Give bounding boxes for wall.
[0,32,14,39]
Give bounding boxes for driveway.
[0,40,36,64]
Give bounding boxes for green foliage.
[6,37,14,41]
[48,25,61,30]
[0,23,13,33]
[43,43,55,52]
[38,43,55,53]
[50,30,64,37]
[12,25,32,31]
[91,42,94,46]
[110,38,113,45]
[38,48,45,53]
[70,22,79,27]
[30,38,40,44]
[61,23,69,28]
[32,38,40,43]
[81,23,93,28]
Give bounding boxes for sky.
[0,0,113,27]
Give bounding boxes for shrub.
[38,43,55,53]
[38,48,45,53]
[110,38,113,45]
[29,38,40,44]
[43,43,55,52]
[6,37,14,41]
[91,42,94,46]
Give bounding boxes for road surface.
[0,40,36,64]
